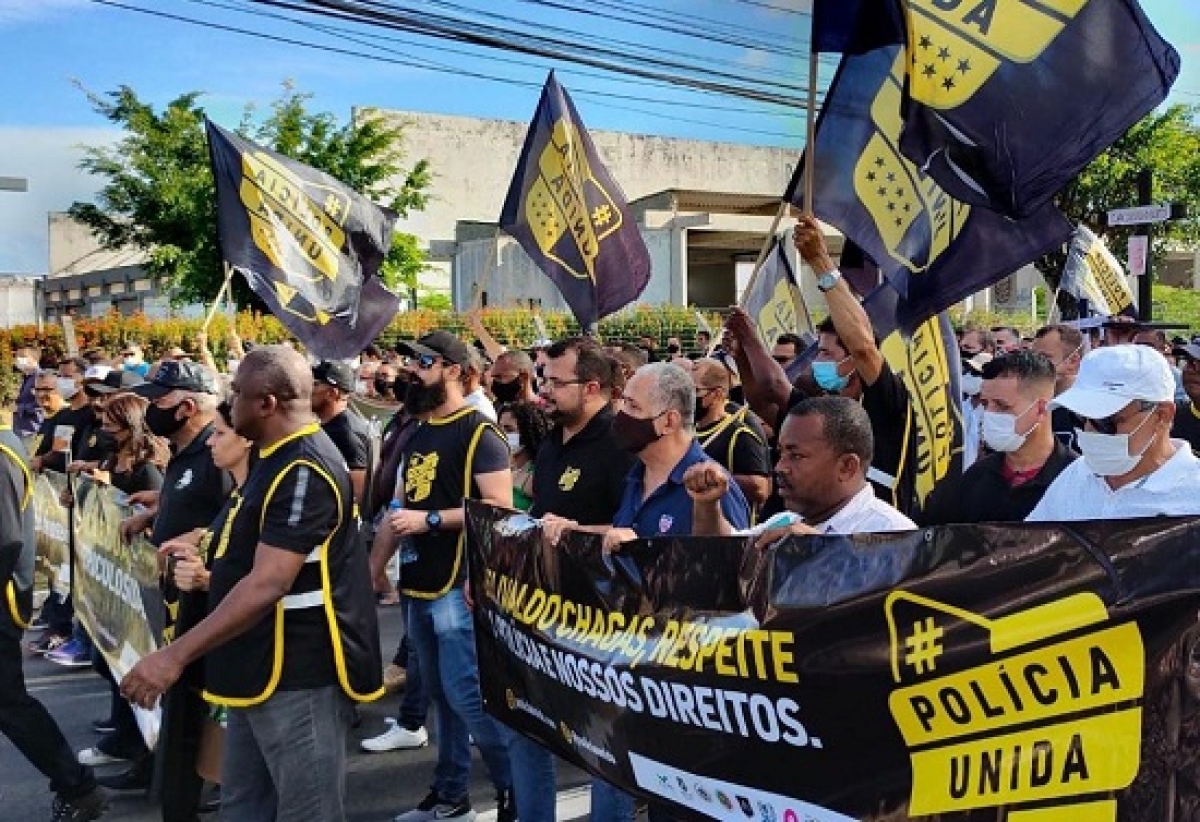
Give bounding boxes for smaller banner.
[739,236,814,354]
[499,71,651,329]
[35,473,166,748]
[206,119,400,359]
[32,471,71,597]
[1061,225,1137,317]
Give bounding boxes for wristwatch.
[425,510,443,532]
[817,270,842,293]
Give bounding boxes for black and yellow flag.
[739,236,814,355]
[206,120,400,359]
[500,72,651,329]
[789,44,1072,334]
[897,0,1180,218]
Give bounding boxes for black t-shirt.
[33,406,101,471]
[530,406,637,525]
[204,423,381,703]
[100,458,164,496]
[1171,401,1200,454]
[323,408,372,471]
[150,424,233,547]
[919,442,1077,526]
[782,362,911,510]
[400,407,508,598]
[696,413,771,478]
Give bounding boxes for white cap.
[963,351,993,374]
[1051,345,1174,419]
[83,365,112,383]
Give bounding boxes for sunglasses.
[1082,401,1156,436]
[402,353,442,370]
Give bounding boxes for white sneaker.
[361,718,429,753]
[77,746,131,766]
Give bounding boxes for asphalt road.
[2,603,592,821]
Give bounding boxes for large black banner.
[465,501,1200,822]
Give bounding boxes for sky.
[0,0,1197,275]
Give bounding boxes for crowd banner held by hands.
[35,472,164,748]
[787,44,1072,335]
[466,500,1200,822]
[205,118,400,359]
[499,71,651,329]
[896,0,1180,220]
[1060,225,1138,318]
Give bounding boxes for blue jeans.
[405,587,511,802]
[507,729,557,822]
[220,685,352,822]
[591,779,637,822]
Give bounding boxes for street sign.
[1106,203,1172,226]
[0,176,28,192]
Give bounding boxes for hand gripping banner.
[465,500,1200,822]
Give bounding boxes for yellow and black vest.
[202,423,383,707]
[0,425,34,629]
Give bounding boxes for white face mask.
[981,402,1037,453]
[960,374,983,397]
[505,432,522,453]
[1075,409,1158,477]
[354,380,368,395]
[15,356,31,371]
[56,377,78,400]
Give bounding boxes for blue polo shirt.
[614,440,751,537]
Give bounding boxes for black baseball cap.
[131,360,217,399]
[395,331,472,366]
[313,360,355,392]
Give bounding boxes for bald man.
[122,345,383,821]
[691,358,771,510]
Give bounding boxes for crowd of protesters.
[5,219,1200,822]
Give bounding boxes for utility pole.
[1136,169,1153,321]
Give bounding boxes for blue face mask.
[812,358,851,393]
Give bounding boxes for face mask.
[227,358,240,374]
[667,344,681,355]
[392,377,410,404]
[612,410,664,453]
[1075,410,1157,477]
[374,377,392,396]
[145,401,187,438]
[14,356,31,371]
[56,377,79,400]
[812,359,851,393]
[693,395,709,423]
[960,374,983,397]
[981,403,1037,453]
[505,432,522,453]
[492,378,522,404]
[354,380,367,395]
[959,348,978,361]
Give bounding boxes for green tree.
[69,82,432,306]
[1042,104,1200,307]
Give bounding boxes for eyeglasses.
[541,377,587,391]
[1082,401,1156,436]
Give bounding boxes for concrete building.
[0,275,42,328]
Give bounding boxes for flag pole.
[202,262,235,333]
[803,49,819,217]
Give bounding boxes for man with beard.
[688,396,914,541]
[108,361,231,818]
[489,350,540,406]
[312,360,371,502]
[499,337,635,822]
[384,331,515,822]
[121,345,383,822]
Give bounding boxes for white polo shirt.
[811,485,917,533]
[1026,438,1200,521]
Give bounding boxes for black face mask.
[491,378,522,404]
[374,377,392,396]
[145,401,187,438]
[612,410,663,453]
[692,395,709,424]
[391,378,410,404]
[667,344,681,355]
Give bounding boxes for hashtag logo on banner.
[903,616,944,674]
